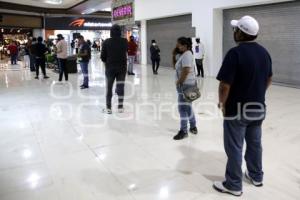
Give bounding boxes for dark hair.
[111,24,122,38]
[196,38,200,43]
[37,36,43,42]
[177,37,193,52]
[130,36,134,41]
[151,40,156,44]
[32,37,37,42]
[237,28,257,41]
[78,35,84,40]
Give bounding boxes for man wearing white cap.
[213,16,273,196]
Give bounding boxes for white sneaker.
[213,181,243,197]
[245,170,263,187]
[118,108,124,113]
[102,108,112,114]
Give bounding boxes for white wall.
[136,0,292,76]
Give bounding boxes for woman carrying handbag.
[173,37,200,140]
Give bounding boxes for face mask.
[153,43,156,46]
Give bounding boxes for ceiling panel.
[0,0,84,9]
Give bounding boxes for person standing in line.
[127,36,138,75]
[24,42,30,68]
[194,38,205,77]
[213,16,272,197]
[173,37,198,140]
[77,35,91,89]
[34,37,49,79]
[56,34,68,82]
[150,40,160,75]
[101,24,128,114]
[7,41,18,65]
[29,37,37,72]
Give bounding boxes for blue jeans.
[128,56,135,73]
[80,62,89,87]
[29,54,36,71]
[177,87,196,132]
[11,54,17,65]
[223,111,265,191]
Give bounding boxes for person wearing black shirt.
[213,16,272,197]
[150,40,160,74]
[77,35,91,89]
[34,37,49,79]
[101,24,128,114]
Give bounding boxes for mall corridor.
[1,0,300,200]
[0,53,299,199]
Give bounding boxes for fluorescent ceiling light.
[45,0,63,5]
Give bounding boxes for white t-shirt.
[175,51,196,85]
[194,43,205,59]
[56,40,68,59]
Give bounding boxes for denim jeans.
[223,111,266,191]
[80,62,89,87]
[11,54,17,65]
[177,86,196,132]
[29,55,36,71]
[128,56,135,73]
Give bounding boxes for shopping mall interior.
[0,0,299,200]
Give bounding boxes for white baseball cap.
[231,16,259,36]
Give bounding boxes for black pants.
[151,58,160,73]
[58,58,68,81]
[195,59,204,77]
[36,58,46,77]
[105,69,126,109]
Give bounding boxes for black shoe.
[189,127,198,134]
[173,130,188,140]
[44,76,49,79]
[34,76,39,79]
[80,85,89,89]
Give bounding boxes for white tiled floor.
[0,54,300,200]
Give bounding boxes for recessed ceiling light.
[45,0,63,5]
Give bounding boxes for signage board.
[112,0,135,25]
[45,17,112,30]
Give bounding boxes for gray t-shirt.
[175,50,196,85]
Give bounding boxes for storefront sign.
[112,0,135,25]
[45,17,112,30]
[69,19,112,28]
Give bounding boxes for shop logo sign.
[69,19,112,28]
[69,19,85,27]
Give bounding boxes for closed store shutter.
[223,1,300,88]
[147,14,195,68]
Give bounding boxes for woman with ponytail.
[173,37,198,140]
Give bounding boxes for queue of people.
[3,15,272,198]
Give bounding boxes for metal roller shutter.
[147,14,195,68]
[223,1,300,88]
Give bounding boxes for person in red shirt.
[7,41,18,65]
[127,36,138,75]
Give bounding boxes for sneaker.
[173,130,188,140]
[34,76,39,79]
[118,108,124,113]
[80,85,89,89]
[190,127,198,134]
[102,108,112,114]
[44,76,50,79]
[213,181,243,197]
[245,171,263,187]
